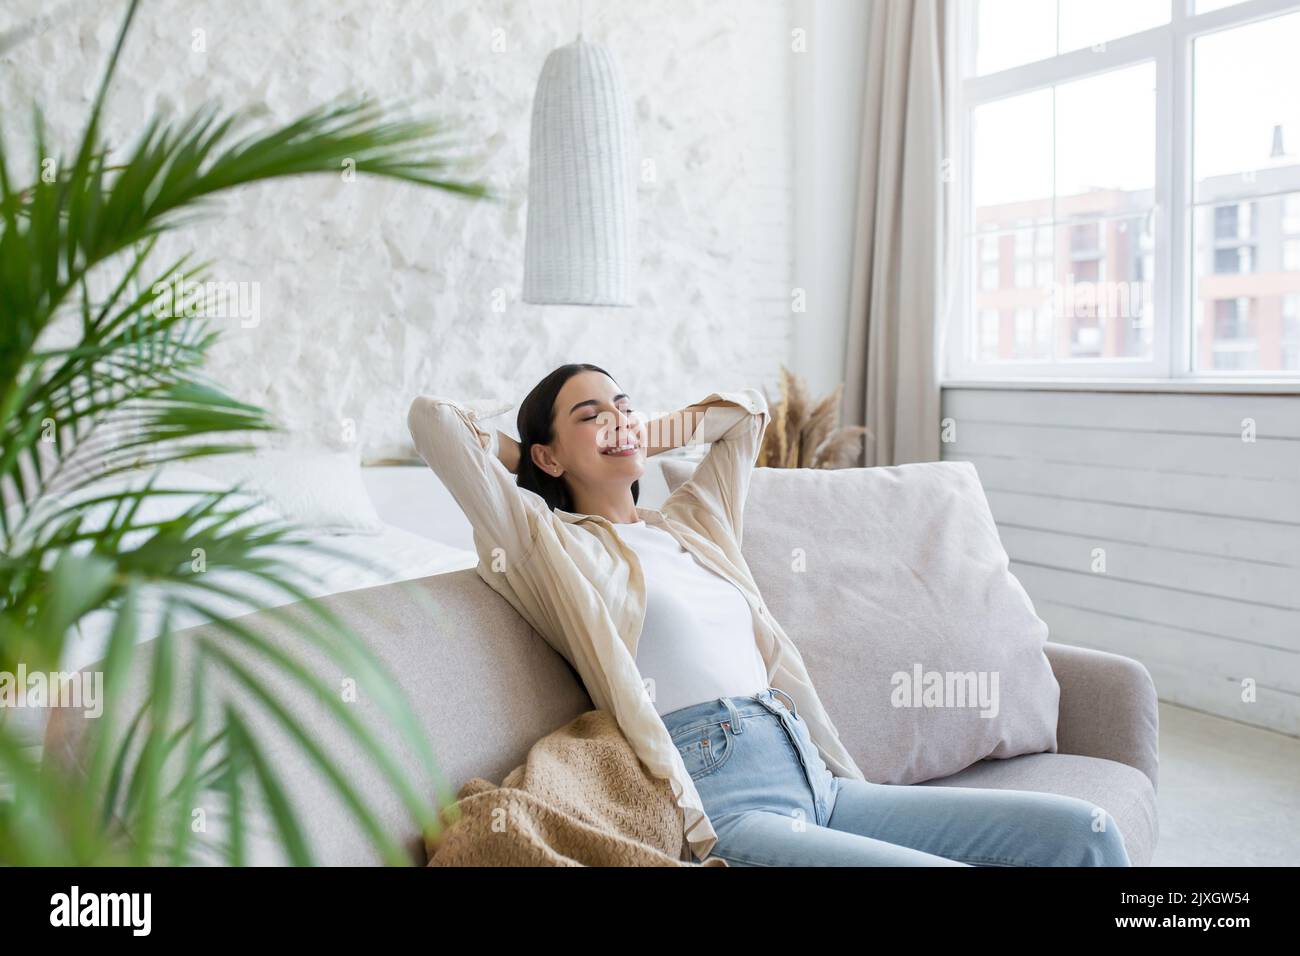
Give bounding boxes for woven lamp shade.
[523,35,638,306]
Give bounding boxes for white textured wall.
[1,0,797,459]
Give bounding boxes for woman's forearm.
[496,430,522,474]
[641,404,711,458]
[471,424,522,474]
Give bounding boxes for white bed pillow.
[5,465,287,555]
[185,449,385,535]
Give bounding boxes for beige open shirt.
[406,387,867,862]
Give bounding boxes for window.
[1284,294,1300,368]
[1213,202,1253,241]
[979,236,1000,290]
[1213,246,1252,274]
[1012,225,1038,288]
[1015,308,1035,351]
[977,309,1001,359]
[1284,193,1300,232]
[950,0,1300,381]
[1285,239,1300,271]
[1213,297,1250,339]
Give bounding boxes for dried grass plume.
[757,366,870,468]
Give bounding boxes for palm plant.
[0,0,490,864]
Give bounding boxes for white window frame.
[944,0,1300,388]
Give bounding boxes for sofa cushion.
[919,753,1159,867]
[661,459,1060,785]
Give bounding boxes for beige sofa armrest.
[1044,641,1160,792]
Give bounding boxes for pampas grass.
[758,366,870,469]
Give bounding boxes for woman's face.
[532,370,645,489]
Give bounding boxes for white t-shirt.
[615,519,769,717]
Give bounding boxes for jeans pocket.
[671,720,736,781]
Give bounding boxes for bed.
[3,455,479,760]
[41,456,480,672]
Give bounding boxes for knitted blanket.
[425,709,728,867]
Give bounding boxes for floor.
[1150,701,1300,866]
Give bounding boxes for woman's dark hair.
[515,362,639,513]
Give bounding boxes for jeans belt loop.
[720,696,744,734]
[769,686,798,718]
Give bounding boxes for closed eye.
[583,406,633,422]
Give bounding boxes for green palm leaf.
[0,0,488,865]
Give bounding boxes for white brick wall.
[0,0,798,459]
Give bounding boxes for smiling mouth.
[601,444,640,457]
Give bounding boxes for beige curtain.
[844,0,949,466]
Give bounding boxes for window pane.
[1056,216,1155,361]
[1194,0,1249,13]
[970,226,1055,361]
[1193,192,1300,372]
[1285,239,1300,271]
[976,309,1003,361]
[973,65,1155,230]
[972,89,1052,231]
[978,234,1002,290]
[974,0,1055,75]
[1193,10,1300,202]
[1284,295,1300,370]
[974,0,1170,75]
[961,0,1300,378]
[967,63,1157,369]
[1055,63,1157,215]
[1058,0,1169,55]
[969,217,1152,364]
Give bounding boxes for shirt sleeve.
[407,395,544,567]
[665,387,770,545]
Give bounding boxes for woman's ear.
[531,442,563,478]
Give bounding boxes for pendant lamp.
[522,33,638,306]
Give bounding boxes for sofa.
[44,461,1160,866]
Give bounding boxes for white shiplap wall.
[941,386,1300,738]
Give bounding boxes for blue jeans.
[661,687,1132,867]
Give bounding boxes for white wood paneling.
[954,454,1300,523]
[945,387,1300,437]
[1000,527,1298,610]
[1012,562,1298,655]
[1036,602,1300,736]
[952,422,1298,480]
[942,386,1300,737]
[986,490,1300,565]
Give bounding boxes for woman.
[407,363,1131,867]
